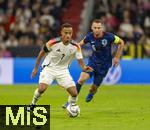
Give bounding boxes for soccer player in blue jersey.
[63,19,124,107]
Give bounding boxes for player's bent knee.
[38,83,48,93]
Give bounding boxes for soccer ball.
[66,104,80,117]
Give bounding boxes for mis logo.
[103,65,122,85]
[0,105,50,130]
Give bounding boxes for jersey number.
[60,54,65,61]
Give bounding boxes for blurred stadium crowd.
[0,0,68,57]
[93,0,150,58]
[0,0,149,58]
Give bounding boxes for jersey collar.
[93,31,105,40]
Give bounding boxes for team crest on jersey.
[69,49,73,54]
[102,39,108,46]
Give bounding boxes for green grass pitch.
[0,84,150,130]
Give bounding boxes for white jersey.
[42,37,83,69]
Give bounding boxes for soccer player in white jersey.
[28,23,93,111]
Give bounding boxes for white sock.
[68,96,78,105]
[31,89,41,105]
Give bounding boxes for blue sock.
[86,93,94,102]
[76,82,82,94]
[87,93,94,98]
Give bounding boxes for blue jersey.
[82,31,120,86]
[83,31,119,68]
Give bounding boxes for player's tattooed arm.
[31,48,46,78]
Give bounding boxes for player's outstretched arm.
[75,43,92,72]
[113,38,124,67]
[31,49,46,79]
[79,40,85,46]
[77,59,93,72]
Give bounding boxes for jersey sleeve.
[43,38,58,52]
[46,39,56,50]
[75,45,83,59]
[43,44,49,52]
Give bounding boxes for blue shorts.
[85,62,110,87]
